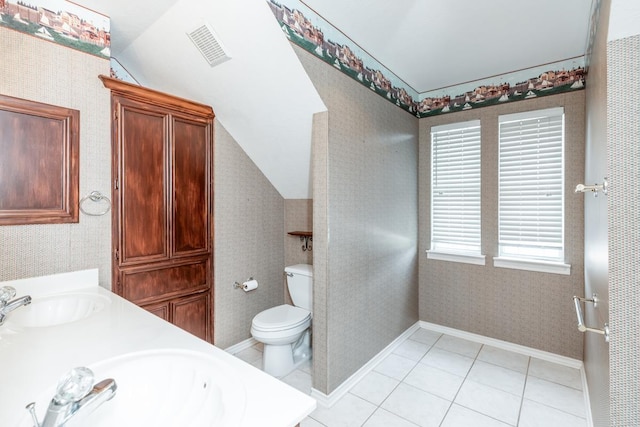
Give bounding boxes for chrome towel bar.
[574,177,608,197]
[573,294,609,342]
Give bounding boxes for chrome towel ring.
[79,191,111,216]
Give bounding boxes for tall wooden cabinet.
[100,76,214,343]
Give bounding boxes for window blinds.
[498,107,564,261]
[431,120,481,254]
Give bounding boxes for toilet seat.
[252,304,311,332]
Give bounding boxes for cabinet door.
[118,259,209,305]
[172,292,211,342]
[142,301,169,321]
[172,116,211,257]
[117,99,169,265]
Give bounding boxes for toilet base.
[263,329,311,378]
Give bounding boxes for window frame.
[494,107,570,275]
[427,120,485,266]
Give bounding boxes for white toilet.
[251,264,312,377]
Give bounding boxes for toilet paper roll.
[242,279,258,292]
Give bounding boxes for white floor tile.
[374,353,418,381]
[440,404,512,427]
[301,417,327,427]
[524,376,585,418]
[434,335,482,358]
[350,370,400,406]
[363,408,419,427]
[291,330,590,427]
[519,399,587,427]
[467,360,526,396]
[403,363,464,401]
[299,359,313,375]
[310,393,377,427]
[281,368,312,394]
[234,346,263,364]
[380,383,450,427]
[528,358,583,390]
[454,379,521,425]
[408,328,442,346]
[420,347,474,377]
[250,357,263,370]
[393,339,431,361]
[476,345,530,374]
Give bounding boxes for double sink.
[0,271,247,427]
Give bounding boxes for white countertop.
[0,269,315,427]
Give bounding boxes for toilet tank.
[285,264,313,312]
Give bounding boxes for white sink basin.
[21,349,246,427]
[7,292,109,328]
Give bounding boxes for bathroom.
[0,0,638,426]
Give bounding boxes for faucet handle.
[25,402,41,427]
[54,367,95,404]
[0,286,16,304]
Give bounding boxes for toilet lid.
[252,304,311,331]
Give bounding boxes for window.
[428,120,483,264]
[496,107,569,274]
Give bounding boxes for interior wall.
[419,92,586,359]
[311,110,329,392]
[607,26,640,426]
[583,0,611,425]
[284,199,313,304]
[297,45,420,394]
[285,199,313,267]
[0,27,112,287]
[213,121,285,348]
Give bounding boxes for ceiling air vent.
[187,23,231,67]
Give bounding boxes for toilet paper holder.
[233,277,254,290]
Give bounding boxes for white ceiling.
[301,0,594,94]
[74,0,595,199]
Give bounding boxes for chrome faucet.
[0,286,31,326]
[26,367,117,427]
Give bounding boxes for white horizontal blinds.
[498,107,564,261]
[431,120,481,254]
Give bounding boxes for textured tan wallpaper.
[311,111,329,392]
[296,45,420,394]
[419,92,586,359]
[608,33,640,427]
[284,199,313,267]
[0,28,112,287]
[213,121,285,348]
[284,199,313,305]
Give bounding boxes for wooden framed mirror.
[0,94,79,225]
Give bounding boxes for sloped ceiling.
[75,0,595,199]
[77,0,327,199]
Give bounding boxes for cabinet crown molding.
[99,75,215,118]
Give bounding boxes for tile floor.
[233,328,588,427]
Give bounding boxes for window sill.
[426,250,486,266]
[493,257,571,275]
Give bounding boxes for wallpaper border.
[268,0,587,118]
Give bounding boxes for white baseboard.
[310,321,421,407]
[420,321,583,369]
[580,363,594,427]
[224,337,258,355]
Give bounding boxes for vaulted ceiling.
[74,0,596,199]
